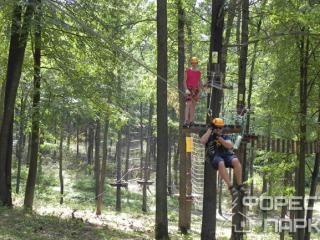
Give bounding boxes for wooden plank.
[267,137,271,151]
[183,123,242,135]
[292,140,296,154]
[287,140,291,154]
[282,139,286,153]
[277,139,281,153]
[293,141,300,153]
[271,138,276,152]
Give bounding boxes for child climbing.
[184,57,202,127]
[200,118,245,197]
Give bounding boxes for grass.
[0,206,145,240]
[4,151,320,240]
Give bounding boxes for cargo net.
[191,133,205,211]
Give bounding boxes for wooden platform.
[182,123,242,135]
[109,182,128,188]
[244,135,320,154]
[137,180,154,186]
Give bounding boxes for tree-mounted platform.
[137,180,154,186]
[182,123,242,135]
[109,181,128,188]
[173,194,195,201]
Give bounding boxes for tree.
[0,0,37,206]
[96,118,109,215]
[24,0,42,210]
[155,0,169,238]
[177,0,190,234]
[201,0,224,239]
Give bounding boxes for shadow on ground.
[0,206,146,240]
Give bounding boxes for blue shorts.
[210,152,237,170]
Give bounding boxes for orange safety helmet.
[212,118,225,127]
[191,56,198,64]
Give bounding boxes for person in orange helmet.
[183,56,202,127]
[200,118,245,197]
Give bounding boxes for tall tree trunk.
[236,0,249,114]
[26,133,32,165]
[87,124,94,165]
[115,131,122,211]
[177,0,190,233]
[261,173,268,229]
[24,1,42,210]
[218,176,223,215]
[173,139,179,187]
[59,127,64,205]
[76,122,80,159]
[140,102,144,179]
[167,128,172,196]
[280,163,291,240]
[221,0,238,80]
[295,32,309,240]
[94,119,101,199]
[246,4,264,198]
[156,0,168,238]
[66,121,71,151]
[304,87,320,240]
[0,78,6,128]
[186,19,192,59]
[294,32,309,240]
[16,95,27,194]
[142,102,154,212]
[201,0,224,239]
[96,118,109,215]
[0,0,36,206]
[36,131,44,183]
[53,121,57,160]
[124,125,130,184]
[245,2,263,134]
[232,0,249,238]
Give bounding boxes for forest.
[0,0,320,239]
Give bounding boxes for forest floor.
[1,153,320,239]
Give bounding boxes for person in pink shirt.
[184,57,202,127]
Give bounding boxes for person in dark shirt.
[200,118,245,196]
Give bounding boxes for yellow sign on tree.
[186,137,193,153]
